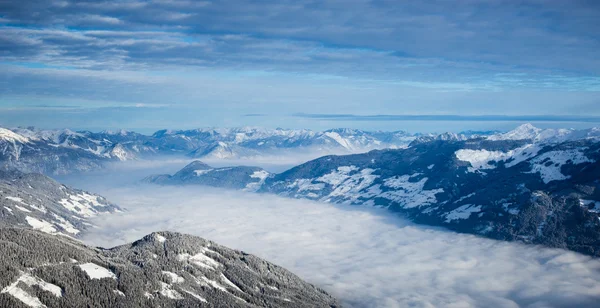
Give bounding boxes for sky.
[1,0,599,132]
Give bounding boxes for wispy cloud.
[293,113,600,123]
[1,0,599,130]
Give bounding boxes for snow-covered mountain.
[0,169,339,307]
[144,161,270,192]
[487,123,600,143]
[0,126,418,175]
[0,228,339,307]
[153,124,600,256]
[0,168,121,237]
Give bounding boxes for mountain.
[487,123,600,143]
[143,161,270,192]
[0,168,121,237]
[0,228,339,307]
[1,126,417,175]
[155,124,600,256]
[0,169,339,307]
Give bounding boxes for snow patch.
[159,282,183,300]
[380,175,443,209]
[183,290,208,302]
[529,149,592,183]
[25,216,57,234]
[445,204,482,222]
[1,272,62,308]
[78,263,116,280]
[162,271,185,284]
[176,251,220,270]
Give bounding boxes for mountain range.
[0,126,425,175]
[146,124,600,257]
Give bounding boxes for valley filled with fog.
[57,163,600,308]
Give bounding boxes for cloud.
[78,182,600,308]
[1,1,599,131]
[293,113,600,123]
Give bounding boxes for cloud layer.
[1,1,599,130]
[81,184,600,308]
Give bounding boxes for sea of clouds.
[80,183,600,308]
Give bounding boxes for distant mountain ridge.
[147,124,600,257]
[0,124,567,175]
[1,126,419,174]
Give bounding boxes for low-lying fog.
[56,161,600,308]
[67,166,600,308]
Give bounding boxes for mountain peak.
[488,123,542,141]
[0,127,31,143]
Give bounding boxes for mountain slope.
[0,228,339,308]
[143,161,270,191]
[0,168,121,237]
[259,135,600,256]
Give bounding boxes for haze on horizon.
[1,1,599,132]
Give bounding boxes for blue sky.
[0,0,599,133]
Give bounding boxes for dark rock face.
[258,138,600,256]
[0,168,121,237]
[143,161,270,191]
[0,228,340,308]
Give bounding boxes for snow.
[51,214,80,234]
[317,166,359,186]
[487,123,600,144]
[184,290,208,302]
[380,175,444,209]
[25,216,58,234]
[244,170,270,191]
[580,199,600,213]
[0,128,31,143]
[176,251,220,270]
[199,276,227,292]
[194,169,213,176]
[3,206,13,214]
[488,123,541,141]
[454,193,475,203]
[113,289,125,297]
[1,283,45,308]
[326,168,378,201]
[529,149,592,183]
[1,272,62,308]
[110,144,133,161]
[58,192,106,217]
[78,263,116,280]
[155,234,166,242]
[502,203,520,215]
[6,196,26,204]
[324,132,354,150]
[159,282,183,299]
[15,205,32,213]
[162,271,185,284]
[220,273,243,292]
[455,144,540,172]
[286,179,325,192]
[444,204,482,222]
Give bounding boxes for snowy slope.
[0,228,339,307]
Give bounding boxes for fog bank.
[82,185,600,308]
